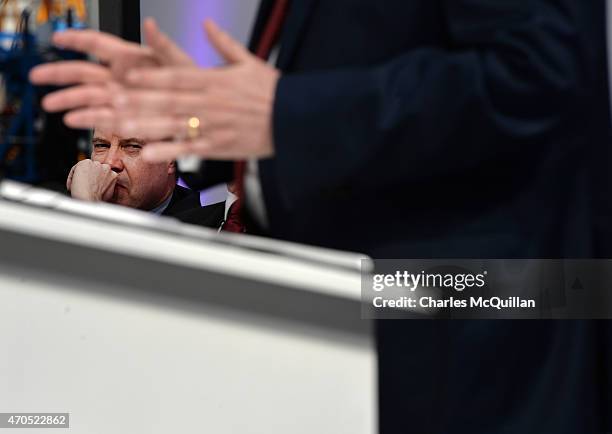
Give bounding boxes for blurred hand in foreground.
[116,19,279,161]
[30,19,279,161]
[30,18,193,128]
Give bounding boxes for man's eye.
[124,144,142,150]
[93,143,110,150]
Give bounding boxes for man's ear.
[168,160,177,176]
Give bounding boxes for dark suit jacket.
[162,185,224,229]
[182,1,611,433]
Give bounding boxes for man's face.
[91,130,175,210]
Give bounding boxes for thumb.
[204,19,251,64]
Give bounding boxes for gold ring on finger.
[186,116,201,140]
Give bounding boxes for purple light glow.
[140,1,257,68]
[176,1,223,67]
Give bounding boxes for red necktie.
[226,0,290,233]
[222,201,246,233]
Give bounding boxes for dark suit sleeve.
[270,0,586,208]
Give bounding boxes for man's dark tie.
[225,0,290,233]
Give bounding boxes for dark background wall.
[99,0,140,42]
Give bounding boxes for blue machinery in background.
[0,0,88,183]
[0,9,37,181]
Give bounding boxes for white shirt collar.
[224,191,238,220]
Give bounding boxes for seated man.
[67,129,225,228]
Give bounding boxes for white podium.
[0,181,375,434]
